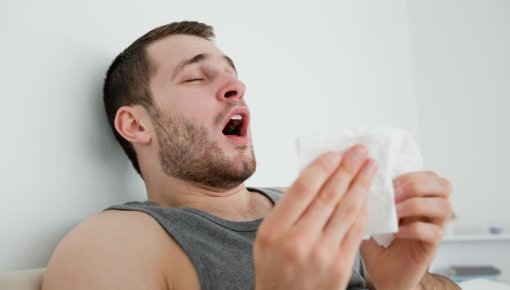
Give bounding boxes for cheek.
[178,99,219,127]
[158,86,222,127]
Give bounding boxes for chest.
[168,216,258,290]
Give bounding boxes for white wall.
[0,0,419,271]
[408,0,510,234]
[3,0,505,273]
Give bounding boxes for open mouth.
[221,108,249,138]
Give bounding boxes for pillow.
[459,278,510,290]
[0,268,45,290]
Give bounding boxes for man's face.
[146,34,255,189]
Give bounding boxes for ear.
[114,106,152,145]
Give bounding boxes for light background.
[1,0,509,272]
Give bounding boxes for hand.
[361,171,453,290]
[253,145,377,290]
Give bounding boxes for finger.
[396,197,453,226]
[338,201,368,258]
[329,209,367,287]
[293,145,369,233]
[395,221,444,244]
[316,145,369,205]
[263,152,342,229]
[323,159,376,246]
[394,172,452,203]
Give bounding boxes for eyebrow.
[172,53,237,79]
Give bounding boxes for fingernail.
[352,145,368,161]
[394,184,403,199]
[363,159,377,176]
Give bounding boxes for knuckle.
[311,248,331,268]
[318,188,339,204]
[430,226,443,242]
[315,155,338,174]
[331,262,350,281]
[440,200,453,216]
[343,199,362,217]
[351,220,366,239]
[291,179,315,198]
[406,198,421,213]
[412,223,443,243]
[407,223,420,236]
[398,202,411,216]
[256,225,274,248]
[340,162,359,179]
[282,237,308,264]
[408,180,423,195]
[395,173,409,184]
[441,178,453,195]
[354,173,373,190]
[424,170,439,178]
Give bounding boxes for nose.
[217,77,245,102]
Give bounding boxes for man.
[42,21,459,290]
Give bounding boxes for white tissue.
[297,127,423,247]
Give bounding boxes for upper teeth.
[231,114,243,120]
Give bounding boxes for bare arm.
[366,272,459,290]
[42,211,181,290]
[417,273,461,290]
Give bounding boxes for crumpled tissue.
[297,127,423,247]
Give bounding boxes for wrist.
[416,273,461,290]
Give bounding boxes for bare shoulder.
[42,210,199,290]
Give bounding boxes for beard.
[150,108,256,190]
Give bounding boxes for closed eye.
[183,78,204,83]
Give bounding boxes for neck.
[145,176,272,221]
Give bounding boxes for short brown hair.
[103,21,215,176]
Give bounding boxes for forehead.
[146,34,224,72]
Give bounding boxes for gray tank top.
[107,187,367,290]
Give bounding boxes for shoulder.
[42,210,198,290]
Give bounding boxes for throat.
[190,190,273,222]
